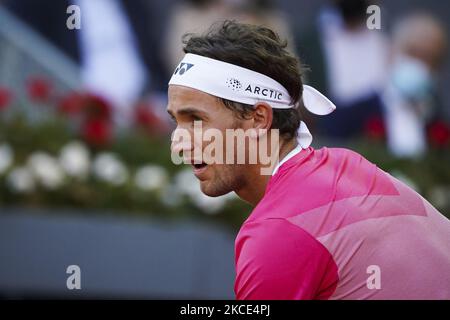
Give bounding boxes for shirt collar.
[272,144,303,176]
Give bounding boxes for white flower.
[172,168,232,214]
[59,141,90,179]
[173,168,199,197]
[161,184,183,207]
[134,165,168,191]
[28,152,65,189]
[0,143,13,174]
[160,169,194,207]
[191,191,228,214]
[92,152,128,186]
[7,167,35,193]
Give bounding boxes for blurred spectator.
[227,0,297,55]
[2,0,167,125]
[296,0,390,141]
[382,13,448,158]
[74,0,147,125]
[162,0,296,75]
[162,0,235,76]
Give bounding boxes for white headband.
[169,53,336,148]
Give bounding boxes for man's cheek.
[203,128,227,165]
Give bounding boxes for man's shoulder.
[277,146,380,188]
[318,146,369,164]
[249,146,394,221]
[235,217,326,256]
[277,146,371,178]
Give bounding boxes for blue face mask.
[391,56,433,102]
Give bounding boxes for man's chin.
[199,181,229,197]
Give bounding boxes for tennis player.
[167,21,450,299]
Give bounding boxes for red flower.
[427,121,450,148]
[81,118,113,147]
[27,76,53,102]
[364,116,385,141]
[135,103,159,125]
[83,94,112,120]
[57,92,85,116]
[0,87,12,110]
[134,102,170,135]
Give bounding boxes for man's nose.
[170,128,193,155]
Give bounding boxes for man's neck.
[236,138,298,206]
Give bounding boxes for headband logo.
[245,85,283,101]
[174,62,194,75]
[226,78,242,91]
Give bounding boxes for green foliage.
[1,114,448,231]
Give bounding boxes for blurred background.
[0,0,448,299]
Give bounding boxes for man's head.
[167,21,303,198]
[393,13,448,71]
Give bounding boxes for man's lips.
[192,162,207,169]
[188,160,208,177]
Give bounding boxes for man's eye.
[191,115,203,122]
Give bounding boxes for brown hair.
[182,20,304,141]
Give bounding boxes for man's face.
[167,85,250,197]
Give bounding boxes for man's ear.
[252,102,273,131]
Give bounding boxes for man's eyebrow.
[172,108,209,119]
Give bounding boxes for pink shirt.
[234,147,450,299]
